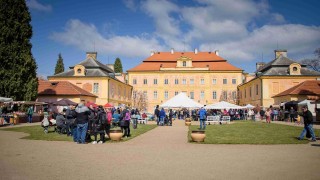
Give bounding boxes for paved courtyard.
[0,121,319,180]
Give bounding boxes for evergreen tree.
[114,57,123,73]
[54,53,65,75]
[0,0,38,101]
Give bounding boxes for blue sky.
[26,0,320,77]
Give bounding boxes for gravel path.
[0,120,319,180]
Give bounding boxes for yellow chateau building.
[238,50,320,108]
[48,52,133,106]
[127,49,243,112]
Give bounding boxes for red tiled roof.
[38,80,97,97]
[128,51,242,71]
[128,61,242,71]
[273,80,320,97]
[144,52,224,62]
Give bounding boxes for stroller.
[41,113,57,134]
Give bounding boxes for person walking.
[298,106,316,142]
[120,106,131,138]
[199,107,207,130]
[154,105,160,125]
[289,107,296,123]
[27,106,34,123]
[265,108,271,123]
[75,100,91,144]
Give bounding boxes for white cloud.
[50,19,165,58]
[123,0,138,11]
[200,24,320,61]
[27,0,52,12]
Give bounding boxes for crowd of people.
[41,100,142,144]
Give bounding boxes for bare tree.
[132,90,148,111]
[301,48,320,72]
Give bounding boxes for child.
[41,109,50,133]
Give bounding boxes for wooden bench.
[206,116,220,125]
[137,118,147,124]
[221,116,231,124]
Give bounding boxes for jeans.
[299,124,316,140]
[200,119,206,130]
[159,117,164,126]
[28,114,33,123]
[77,123,88,144]
[72,127,77,142]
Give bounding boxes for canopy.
[205,101,243,109]
[160,93,203,108]
[298,99,310,106]
[0,97,13,102]
[54,99,77,106]
[244,104,255,109]
[104,103,113,108]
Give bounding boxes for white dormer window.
[183,61,186,67]
[74,65,85,76]
[289,63,301,75]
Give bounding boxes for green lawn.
[189,121,320,144]
[1,124,157,143]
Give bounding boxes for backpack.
[124,111,131,121]
[99,111,107,124]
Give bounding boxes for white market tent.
[244,104,255,109]
[298,99,319,117]
[204,101,243,110]
[160,92,203,108]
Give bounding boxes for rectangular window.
[212,79,216,85]
[250,87,252,97]
[133,91,136,98]
[190,92,194,99]
[153,91,158,99]
[190,79,194,85]
[212,91,217,99]
[133,79,137,85]
[200,79,205,85]
[175,79,179,84]
[164,79,169,85]
[272,82,279,94]
[183,61,186,67]
[223,79,227,84]
[164,91,168,99]
[232,91,236,100]
[124,89,126,98]
[223,91,227,100]
[232,79,236,84]
[256,84,258,95]
[244,89,246,98]
[154,79,157,85]
[143,79,147,85]
[175,91,179,96]
[200,91,205,99]
[93,83,99,93]
[182,79,186,85]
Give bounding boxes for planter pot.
[185,118,191,122]
[191,130,206,142]
[185,121,191,126]
[109,130,123,141]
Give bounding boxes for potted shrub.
[109,128,123,141]
[191,130,205,142]
[185,118,191,126]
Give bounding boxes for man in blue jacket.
[199,107,207,130]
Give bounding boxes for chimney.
[275,49,287,58]
[194,48,198,54]
[256,62,266,71]
[86,52,97,59]
[151,51,155,56]
[171,48,174,54]
[215,50,219,56]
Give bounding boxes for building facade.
[127,49,243,112]
[238,50,320,108]
[48,52,132,106]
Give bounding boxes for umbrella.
[104,103,113,108]
[54,99,77,106]
[86,101,98,108]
